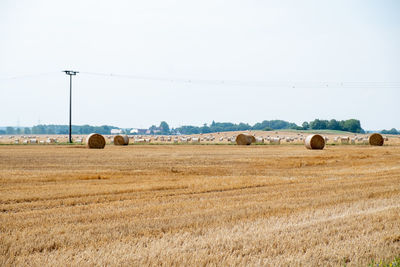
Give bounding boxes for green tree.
[6,127,15,134]
[302,122,310,130]
[310,119,328,130]
[24,127,31,134]
[159,121,170,134]
[342,119,363,133]
[32,125,45,134]
[328,119,340,130]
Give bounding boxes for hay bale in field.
[340,136,350,144]
[255,137,264,143]
[114,135,129,146]
[192,137,200,143]
[236,133,255,145]
[305,134,325,150]
[269,137,280,144]
[86,133,106,149]
[29,139,37,144]
[368,133,384,146]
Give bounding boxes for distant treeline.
[0,125,117,135]
[172,119,365,134]
[2,119,396,135]
[380,128,400,135]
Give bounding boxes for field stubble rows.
[0,145,399,266]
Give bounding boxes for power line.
[79,71,400,88]
[1,70,400,88]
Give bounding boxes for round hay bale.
[113,135,129,146]
[368,133,384,146]
[236,134,254,145]
[305,134,325,150]
[86,133,106,149]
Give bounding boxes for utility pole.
[63,70,79,143]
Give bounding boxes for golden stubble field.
[0,144,399,266]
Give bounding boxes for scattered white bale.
[135,138,145,143]
[269,137,281,145]
[75,139,83,144]
[340,136,350,144]
[159,136,165,141]
[180,137,188,143]
[23,140,28,144]
[219,137,224,142]
[29,139,38,144]
[144,138,151,143]
[285,137,291,142]
[39,140,45,144]
[363,138,369,144]
[255,137,264,143]
[192,137,200,143]
[167,137,172,142]
[305,134,325,150]
[351,138,356,144]
[334,137,339,142]
[14,140,19,144]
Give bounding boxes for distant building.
[111,129,122,135]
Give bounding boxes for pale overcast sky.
[0,0,399,130]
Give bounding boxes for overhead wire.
[1,70,400,88]
[79,71,400,88]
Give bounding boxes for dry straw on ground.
[369,133,384,146]
[113,135,129,146]
[0,145,399,266]
[235,133,255,145]
[305,134,326,150]
[86,133,106,149]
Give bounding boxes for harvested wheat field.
[1,145,399,266]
